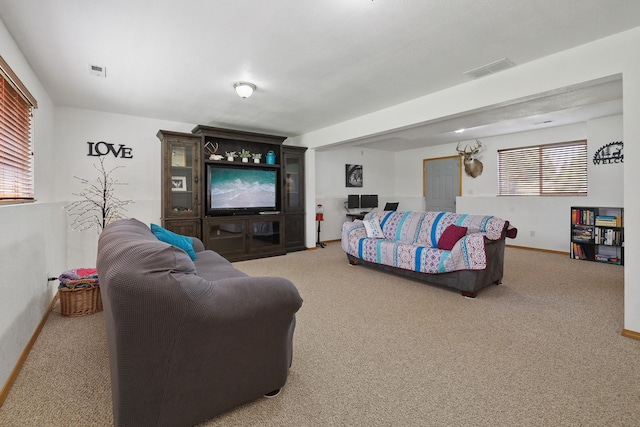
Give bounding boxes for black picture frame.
[346,164,363,187]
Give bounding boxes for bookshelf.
[570,206,624,265]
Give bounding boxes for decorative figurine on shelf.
[252,153,262,163]
[266,150,276,165]
[225,151,238,162]
[205,141,223,160]
[239,149,251,163]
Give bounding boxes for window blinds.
[498,141,587,196]
[0,56,37,201]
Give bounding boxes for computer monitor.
[384,202,399,211]
[360,194,378,209]
[347,194,360,209]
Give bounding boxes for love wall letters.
[87,141,133,158]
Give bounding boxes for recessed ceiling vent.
[88,64,106,77]
[464,58,515,79]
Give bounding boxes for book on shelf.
[572,208,595,225]
[595,254,619,263]
[572,226,593,242]
[595,215,622,227]
[594,228,622,245]
[572,243,586,260]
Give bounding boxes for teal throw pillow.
[150,223,197,260]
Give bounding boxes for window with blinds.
[0,55,38,202]
[498,140,587,196]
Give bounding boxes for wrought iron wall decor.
[593,141,623,165]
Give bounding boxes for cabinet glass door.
[249,219,283,253]
[169,144,198,217]
[204,218,247,255]
[284,154,303,211]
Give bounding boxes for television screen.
[347,194,360,209]
[360,194,378,209]
[207,165,278,214]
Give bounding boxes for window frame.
[0,55,38,204]
[498,140,588,197]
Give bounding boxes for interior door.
[424,156,461,212]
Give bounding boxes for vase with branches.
[65,157,134,233]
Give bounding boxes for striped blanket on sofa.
[341,211,508,274]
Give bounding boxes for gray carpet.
[1,243,638,426]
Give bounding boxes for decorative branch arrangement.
[65,157,134,233]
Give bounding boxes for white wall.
[457,117,622,251]
[388,118,623,253]
[315,145,395,240]
[0,19,62,390]
[54,107,194,267]
[295,27,640,334]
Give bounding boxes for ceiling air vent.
[88,64,106,77]
[464,58,515,79]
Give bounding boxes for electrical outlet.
[530,230,535,237]
[46,272,58,284]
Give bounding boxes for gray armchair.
[97,219,303,427]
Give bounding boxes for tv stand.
[158,126,306,261]
[203,215,285,262]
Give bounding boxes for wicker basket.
[59,280,103,317]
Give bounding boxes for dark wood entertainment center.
[157,125,307,261]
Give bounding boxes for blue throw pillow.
[150,224,197,260]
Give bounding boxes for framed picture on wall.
[346,164,363,187]
[171,176,187,192]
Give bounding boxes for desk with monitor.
[345,212,366,221]
[345,194,378,221]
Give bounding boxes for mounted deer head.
[456,140,484,178]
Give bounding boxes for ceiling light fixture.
[233,81,256,98]
[454,128,465,134]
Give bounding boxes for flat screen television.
[360,194,378,209]
[206,164,279,215]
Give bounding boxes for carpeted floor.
[0,243,638,426]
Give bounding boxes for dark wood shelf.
[570,206,623,265]
[159,126,306,260]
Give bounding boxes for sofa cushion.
[98,220,199,294]
[362,218,384,239]
[194,250,248,281]
[437,225,468,250]
[366,211,424,243]
[151,223,197,260]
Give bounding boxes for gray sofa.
[96,218,303,427]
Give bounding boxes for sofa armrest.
[105,272,302,426]
[170,276,302,404]
[192,237,206,252]
[199,276,303,320]
[448,232,489,270]
[341,220,367,254]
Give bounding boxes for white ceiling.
[0,0,638,151]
